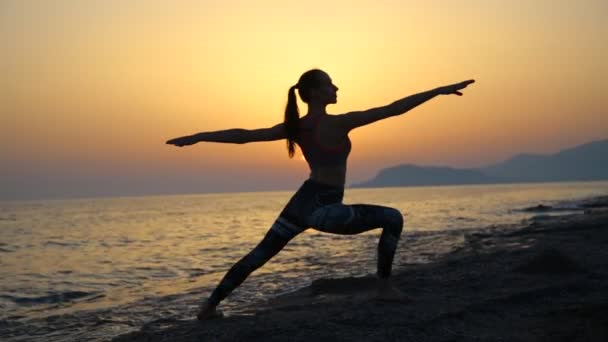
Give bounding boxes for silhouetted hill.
[352,139,608,188]
[482,139,608,182]
[352,164,498,188]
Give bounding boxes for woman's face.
[312,73,339,105]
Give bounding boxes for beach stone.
[514,249,586,275]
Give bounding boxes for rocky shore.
[114,197,608,342]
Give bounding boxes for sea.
[1,181,608,341]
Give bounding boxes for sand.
[113,198,608,342]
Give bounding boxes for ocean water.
[1,181,607,341]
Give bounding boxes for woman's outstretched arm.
[166,123,286,147]
[335,79,475,132]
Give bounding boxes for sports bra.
[296,115,351,168]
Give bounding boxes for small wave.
[183,267,209,277]
[119,238,136,244]
[150,270,178,279]
[165,211,187,216]
[515,204,584,214]
[22,272,51,279]
[44,240,81,248]
[134,266,154,271]
[1,290,102,306]
[453,216,476,222]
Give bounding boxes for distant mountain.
[351,164,499,188]
[352,139,608,188]
[482,139,608,182]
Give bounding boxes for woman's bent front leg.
[308,203,404,278]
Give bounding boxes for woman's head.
[284,69,338,158]
[295,69,338,105]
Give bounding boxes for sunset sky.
[2,0,607,200]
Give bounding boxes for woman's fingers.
[459,80,475,89]
[166,137,187,146]
[451,79,475,95]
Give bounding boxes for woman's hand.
[436,80,475,96]
[166,135,197,147]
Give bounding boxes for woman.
[167,69,474,320]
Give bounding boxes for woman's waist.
[308,166,346,188]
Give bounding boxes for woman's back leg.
[199,218,305,320]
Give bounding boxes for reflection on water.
[1,181,607,340]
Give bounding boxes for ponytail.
[283,69,324,158]
[284,84,299,158]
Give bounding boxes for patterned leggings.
[207,179,404,306]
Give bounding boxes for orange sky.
[1,0,607,200]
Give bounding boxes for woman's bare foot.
[376,278,413,302]
[196,300,223,321]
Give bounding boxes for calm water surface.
[1,181,607,341]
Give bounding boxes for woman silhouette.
[167,69,474,320]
